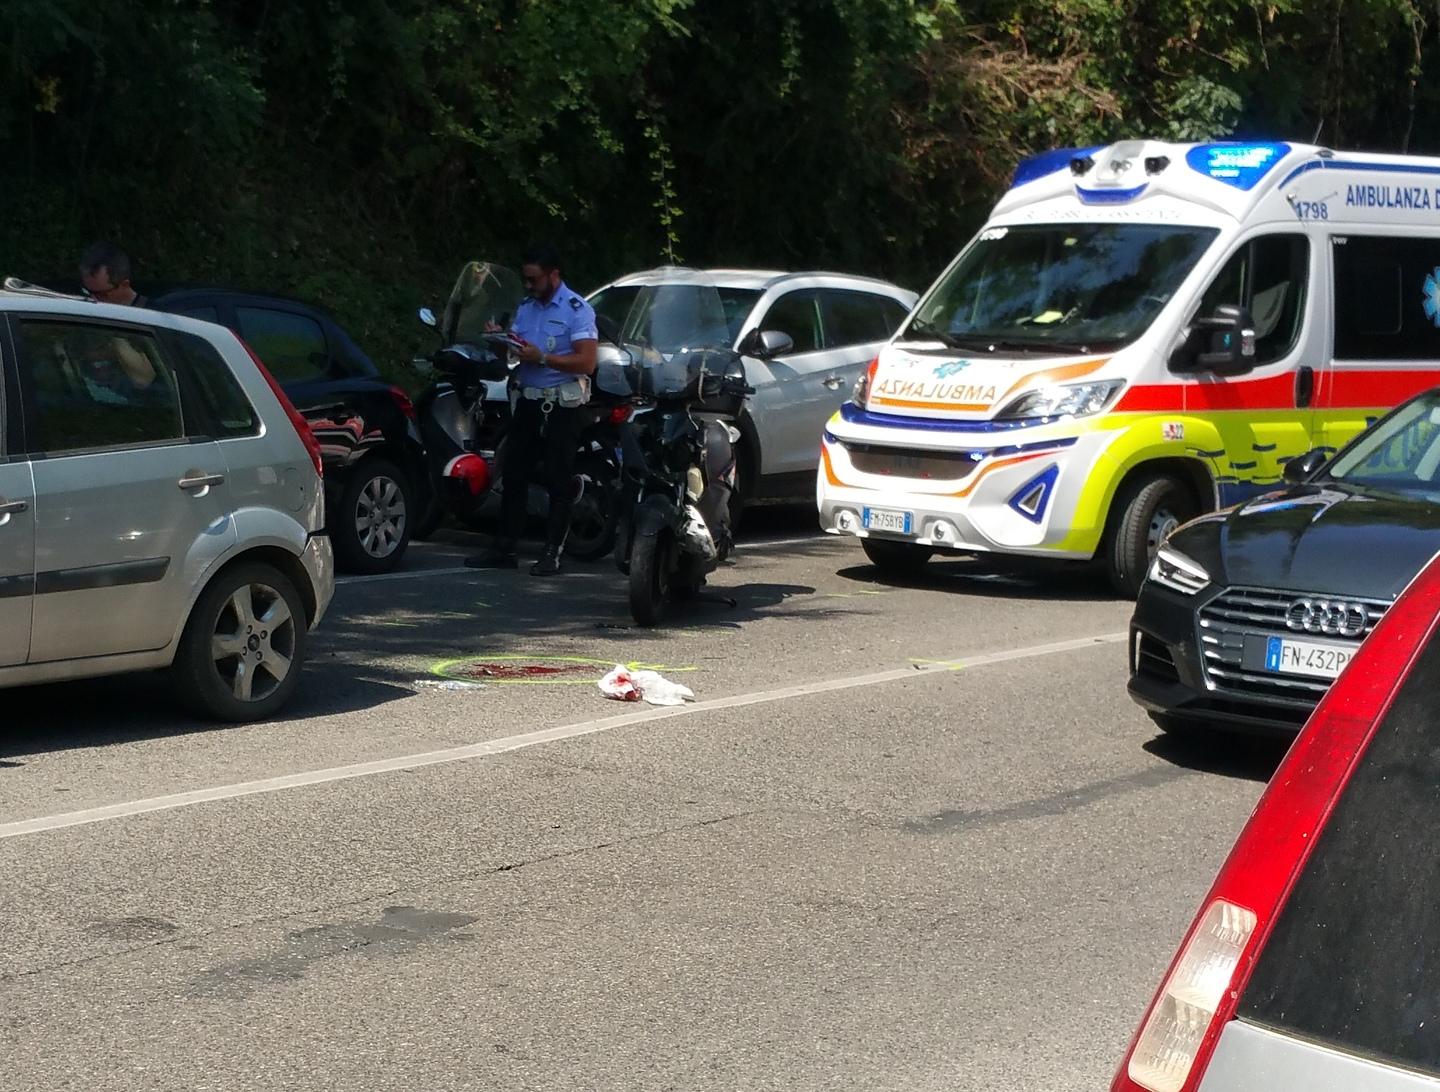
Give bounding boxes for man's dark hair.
[79,241,133,283]
[521,243,562,274]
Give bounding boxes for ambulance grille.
[840,441,981,482]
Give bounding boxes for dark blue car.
[151,289,427,574]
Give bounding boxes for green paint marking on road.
[909,657,967,671]
[431,653,699,686]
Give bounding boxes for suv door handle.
[0,499,28,516]
[822,376,845,390]
[178,473,226,491]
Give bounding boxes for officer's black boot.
[465,538,519,569]
[530,546,562,577]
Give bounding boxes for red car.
[1112,546,1440,1091]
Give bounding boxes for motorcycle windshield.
[617,269,740,399]
[441,260,524,346]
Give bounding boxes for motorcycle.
[607,272,752,626]
[414,260,624,559]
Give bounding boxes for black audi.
[1130,386,1440,738]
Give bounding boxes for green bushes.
[2,0,1437,380]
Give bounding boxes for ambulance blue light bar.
[1186,142,1291,190]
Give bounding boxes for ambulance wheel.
[861,538,933,576]
[1105,472,1196,598]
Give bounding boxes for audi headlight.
[1148,545,1210,595]
[995,379,1124,420]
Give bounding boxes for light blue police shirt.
[512,281,598,389]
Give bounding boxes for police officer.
[467,244,598,576]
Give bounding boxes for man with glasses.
[79,242,148,307]
[73,242,158,392]
[467,243,598,576]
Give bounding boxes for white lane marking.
[743,533,830,549]
[339,567,606,586]
[0,632,1124,842]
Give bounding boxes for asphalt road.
[0,509,1284,1092]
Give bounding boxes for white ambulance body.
[817,139,1440,593]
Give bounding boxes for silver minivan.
[0,288,333,721]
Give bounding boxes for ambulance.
[817,139,1440,594]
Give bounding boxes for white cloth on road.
[598,665,695,706]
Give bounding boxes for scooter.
[412,261,520,536]
[607,274,751,625]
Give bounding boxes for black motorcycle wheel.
[566,456,619,561]
[629,528,673,627]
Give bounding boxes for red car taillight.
[1111,551,1440,1092]
[238,338,325,480]
[388,385,418,422]
[608,405,633,426]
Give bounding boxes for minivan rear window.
[166,329,259,439]
[1239,637,1440,1075]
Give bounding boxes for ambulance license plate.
[863,507,913,535]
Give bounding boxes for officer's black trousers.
[498,398,580,551]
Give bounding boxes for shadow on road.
[0,524,839,755]
[0,663,417,761]
[1141,731,1288,783]
[835,553,1119,604]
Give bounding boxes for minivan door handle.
[822,376,845,391]
[1296,365,1315,409]
[0,499,28,516]
[178,472,226,491]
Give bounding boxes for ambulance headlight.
[995,379,1124,420]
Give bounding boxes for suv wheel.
[333,456,413,573]
[172,562,307,722]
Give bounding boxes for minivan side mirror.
[1172,304,1256,376]
[743,329,794,359]
[1283,448,1329,485]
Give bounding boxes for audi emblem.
[1286,597,1370,638]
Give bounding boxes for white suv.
[589,269,917,511]
[0,286,333,721]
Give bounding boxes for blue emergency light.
[1185,142,1291,190]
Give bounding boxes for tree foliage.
[2,0,1439,373]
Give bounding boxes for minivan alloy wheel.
[211,581,297,702]
[171,561,308,722]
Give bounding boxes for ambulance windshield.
[904,223,1219,355]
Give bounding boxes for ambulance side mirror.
[1178,304,1256,376]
